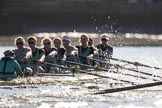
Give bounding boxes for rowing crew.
[0,34,113,80]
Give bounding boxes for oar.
[79,56,162,79]
[65,61,153,84]
[43,62,75,77]
[46,61,137,85]
[65,60,111,72]
[113,64,162,79]
[36,73,74,77]
[65,60,159,81]
[111,57,162,70]
[79,70,137,85]
[94,81,162,94]
[109,70,159,81]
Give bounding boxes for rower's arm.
[26,50,32,58]
[48,50,57,57]
[37,49,45,63]
[71,46,78,56]
[108,47,113,58]
[13,60,23,77]
[87,54,94,59]
[38,54,45,63]
[62,51,66,61]
[94,50,99,56]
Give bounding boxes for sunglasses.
[54,41,60,44]
[16,42,23,45]
[43,42,51,45]
[28,41,35,44]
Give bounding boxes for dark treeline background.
[0,0,162,35]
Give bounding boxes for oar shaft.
[110,70,159,81]
[45,61,136,84]
[65,61,136,85]
[94,81,162,94]
[65,61,92,68]
[110,63,162,79]
[44,62,69,70]
[120,66,162,79]
[84,56,162,79]
[65,60,160,81]
[77,56,162,79]
[111,58,162,70]
[65,60,109,71]
[79,70,136,85]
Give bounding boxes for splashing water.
[0,46,162,108]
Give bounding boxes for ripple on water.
[0,47,162,107]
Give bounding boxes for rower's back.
[0,50,23,81]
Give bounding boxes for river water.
[0,46,162,108]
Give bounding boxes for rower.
[96,35,113,68]
[88,37,99,65]
[0,50,23,80]
[28,36,45,73]
[13,36,33,76]
[41,37,57,72]
[53,37,66,65]
[96,35,113,60]
[76,35,95,66]
[88,37,98,55]
[62,36,79,63]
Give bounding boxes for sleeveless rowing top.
[32,48,45,63]
[79,46,89,57]
[56,48,65,61]
[65,46,78,62]
[43,47,57,63]
[96,44,113,55]
[14,48,32,68]
[76,46,94,64]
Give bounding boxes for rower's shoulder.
[75,45,80,49]
[13,47,31,52]
[107,44,113,49]
[95,44,102,48]
[60,47,66,52]
[91,46,98,51]
[24,47,31,52]
[51,47,57,51]
[60,47,65,50]
[58,47,66,53]
[37,48,45,54]
[69,45,77,50]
